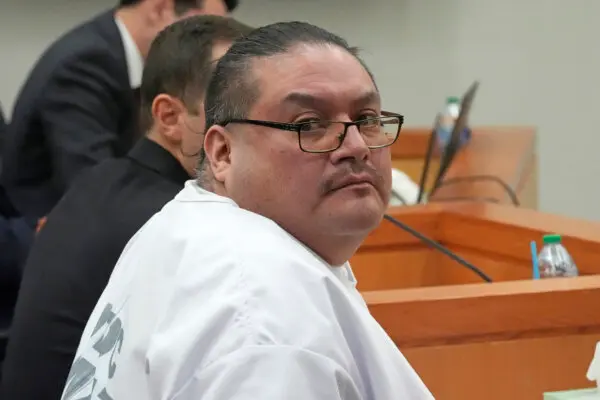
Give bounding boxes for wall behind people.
[1,0,599,220]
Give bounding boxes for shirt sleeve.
[172,345,363,400]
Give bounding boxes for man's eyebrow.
[282,92,322,108]
[352,90,381,108]
[282,90,381,109]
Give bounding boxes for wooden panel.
[439,203,600,275]
[391,128,434,158]
[434,244,532,285]
[352,205,443,290]
[353,201,600,399]
[352,248,444,291]
[364,276,600,400]
[431,127,536,205]
[403,333,599,400]
[351,203,600,290]
[364,276,600,348]
[391,127,537,207]
[361,204,443,248]
[516,155,538,209]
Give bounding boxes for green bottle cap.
[446,96,460,104]
[543,234,562,244]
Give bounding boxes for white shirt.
[115,17,143,88]
[61,182,433,400]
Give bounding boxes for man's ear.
[151,94,186,142]
[203,125,231,183]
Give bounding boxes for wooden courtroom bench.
[352,126,600,398]
[351,203,600,399]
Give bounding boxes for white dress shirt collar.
[115,17,144,89]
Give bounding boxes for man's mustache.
[321,160,385,195]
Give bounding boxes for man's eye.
[296,117,320,124]
[298,120,327,132]
[358,114,378,120]
[357,116,379,127]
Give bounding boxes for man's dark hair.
[198,21,375,178]
[204,21,375,130]
[138,15,253,133]
[118,0,239,13]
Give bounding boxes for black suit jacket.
[0,138,189,400]
[1,9,139,220]
[0,104,5,154]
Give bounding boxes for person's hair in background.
[115,0,239,59]
[140,15,253,175]
[139,16,252,133]
[118,0,239,14]
[197,21,376,185]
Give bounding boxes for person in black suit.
[0,15,253,400]
[0,1,237,368]
[1,0,238,223]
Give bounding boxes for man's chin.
[330,202,385,236]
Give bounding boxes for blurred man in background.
[0,0,238,378]
[1,0,237,223]
[0,15,252,400]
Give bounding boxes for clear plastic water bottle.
[436,96,471,151]
[538,234,579,278]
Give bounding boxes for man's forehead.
[252,45,378,108]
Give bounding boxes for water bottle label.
[436,126,471,151]
[436,127,452,149]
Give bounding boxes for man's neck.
[301,234,363,267]
[264,214,366,266]
[114,7,147,58]
[146,131,180,163]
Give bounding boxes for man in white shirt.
[63,21,433,400]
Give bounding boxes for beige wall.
[1,0,598,220]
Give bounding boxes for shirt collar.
[173,182,359,288]
[340,264,358,288]
[175,181,239,206]
[127,137,190,185]
[114,17,144,89]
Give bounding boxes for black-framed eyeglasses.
[218,111,404,153]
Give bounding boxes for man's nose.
[334,125,370,162]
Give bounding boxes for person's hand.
[36,217,47,233]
